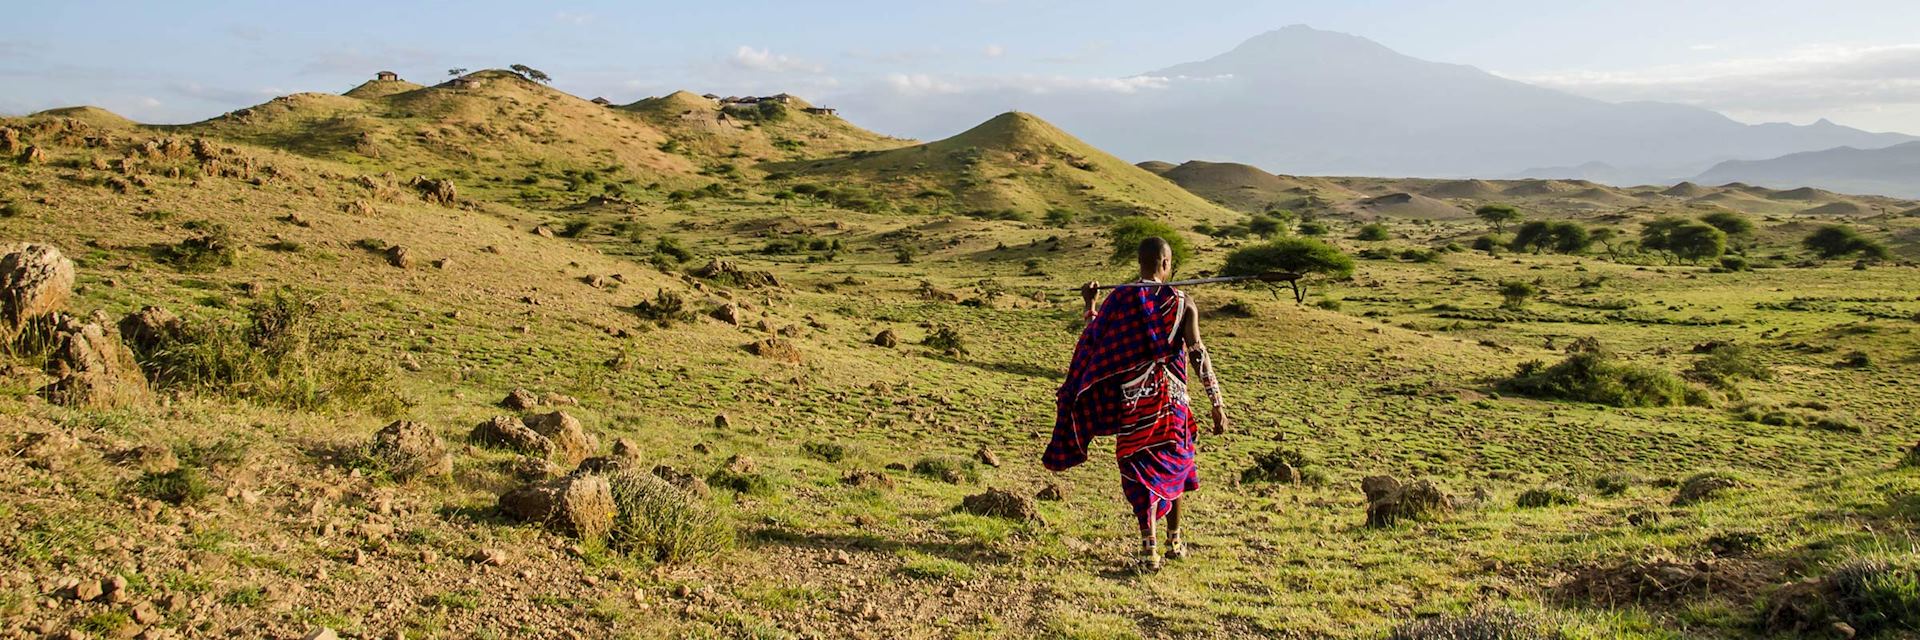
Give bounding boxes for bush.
[1044,208,1076,227]
[1716,255,1750,272]
[631,289,694,328]
[1247,214,1285,238]
[1687,344,1773,388]
[1509,221,1591,254]
[1500,343,1693,408]
[1354,223,1391,241]
[923,325,968,356]
[1516,486,1579,508]
[1240,448,1326,485]
[911,456,978,483]
[607,471,733,564]
[159,221,239,272]
[802,441,848,463]
[1220,237,1355,280]
[1498,280,1537,310]
[132,292,406,414]
[136,467,211,505]
[1593,473,1638,496]
[653,236,694,263]
[1803,225,1890,260]
[1297,220,1330,236]
[1106,217,1193,268]
[1471,234,1505,254]
[706,468,775,496]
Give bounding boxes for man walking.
[1045,237,1228,571]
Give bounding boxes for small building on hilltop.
[376,71,400,82]
[803,107,837,115]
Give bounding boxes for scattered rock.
[975,446,1001,468]
[409,176,457,206]
[19,429,84,471]
[540,391,578,407]
[611,438,640,459]
[523,411,597,466]
[713,413,732,429]
[724,454,756,474]
[469,416,555,459]
[1035,482,1065,502]
[958,488,1043,523]
[711,304,743,326]
[433,257,453,270]
[470,548,510,566]
[1362,475,1453,528]
[872,329,899,348]
[367,420,452,481]
[575,455,634,474]
[71,579,103,602]
[500,388,539,411]
[304,627,339,640]
[498,473,615,542]
[746,337,802,363]
[650,464,711,498]
[383,245,412,269]
[507,456,561,482]
[1673,473,1742,506]
[581,275,610,289]
[533,226,556,239]
[1,242,76,342]
[131,601,161,625]
[841,470,895,491]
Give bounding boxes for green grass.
[898,550,976,581]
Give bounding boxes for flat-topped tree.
[1475,203,1522,233]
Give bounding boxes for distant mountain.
[1690,142,1920,199]
[943,26,1916,181]
[767,112,1239,221]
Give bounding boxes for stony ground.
[1,107,1918,640]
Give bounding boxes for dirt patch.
[1558,557,1775,608]
[958,489,1043,523]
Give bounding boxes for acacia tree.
[510,64,552,84]
[1509,221,1591,255]
[1667,223,1727,264]
[1106,217,1194,268]
[1475,203,1523,233]
[1698,211,1755,251]
[1590,227,1622,259]
[447,68,468,77]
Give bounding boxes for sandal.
[1165,532,1187,561]
[1132,537,1162,573]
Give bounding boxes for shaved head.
[1138,236,1172,278]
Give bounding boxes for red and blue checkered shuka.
[1044,284,1198,523]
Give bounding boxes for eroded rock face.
[524,411,596,466]
[410,176,457,206]
[498,473,614,542]
[117,306,184,358]
[368,420,452,481]
[40,311,148,408]
[1,243,76,342]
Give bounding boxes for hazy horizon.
[7,1,1920,141]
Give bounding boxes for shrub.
[1498,280,1537,310]
[132,291,406,414]
[911,456,978,483]
[1044,208,1076,227]
[1716,255,1750,272]
[923,325,968,356]
[632,289,694,327]
[1219,237,1355,280]
[1247,214,1285,238]
[1687,344,1773,387]
[1354,223,1391,241]
[1500,343,1692,408]
[706,468,775,496]
[607,471,733,564]
[1803,225,1890,260]
[1106,217,1193,268]
[1240,448,1325,485]
[136,467,210,505]
[893,247,916,264]
[1314,298,1342,311]
[1593,473,1638,496]
[653,236,694,263]
[1297,220,1330,236]
[159,221,239,272]
[801,441,848,463]
[1471,234,1504,254]
[1516,486,1579,508]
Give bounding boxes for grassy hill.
[766,112,1241,223]
[3,83,1920,640]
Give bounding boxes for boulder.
[958,488,1044,523]
[1,243,76,342]
[524,411,597,465]
[841,470,895,491]
[976,446,1000,468]
[1363,475,1452,528]
[499,388,539,411]
[367,420,452,481]
[39,311,148,408]
[711,304,743,326]
[1035,482,1066,502]
[872,329,899,348]
[409,176,457,206]
[651,464,711,498]
[507,456,560,482]
[611,438,641,459]
[383,245,411,269]
[469,416,555,459]
[747,338,802,364]
[575,455,635,474]
[498,473,614,541]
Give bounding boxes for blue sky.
[8,0,1920,135]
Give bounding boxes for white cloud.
[729,46,825,74]
[139,96,162,107]
[983,44,1005,58]
[553,11,593,25]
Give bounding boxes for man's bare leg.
[1165,499,1186,560]
[1135,510,1161,572]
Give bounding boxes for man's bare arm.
[1181,299,1227,435]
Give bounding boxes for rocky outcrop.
[470,416,556,459]
[367,420,452,481]
[498,473,614,541]
[524,411,596,466]
[40,311,148,408]
[1,243,76,342]
[1362,475,1452,528]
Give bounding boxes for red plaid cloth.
[1044,284,1190,471]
